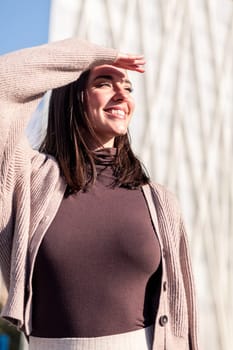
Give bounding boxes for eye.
[124,86,133,93]
[96,81,112,88]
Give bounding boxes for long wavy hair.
[39,69,150,196]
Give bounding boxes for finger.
[115,53,145,64]
[132,65,145,73]
[114,58,146,70]
[117,58,145,66]
[120,64,145,73]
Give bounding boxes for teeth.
[110,109,125,117]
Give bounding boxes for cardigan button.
[159,315,168,326]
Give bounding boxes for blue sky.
[0,0,51,55]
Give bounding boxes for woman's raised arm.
[0,38,118,106]
[0,38,118,163]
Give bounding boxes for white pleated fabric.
[29,326,154,350]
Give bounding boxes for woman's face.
[85,65,135,148]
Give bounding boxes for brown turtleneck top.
[31,149,162,337]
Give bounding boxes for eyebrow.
[93,74,132,87]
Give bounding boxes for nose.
[112,86,129,102]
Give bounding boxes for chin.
[116,128,128,136]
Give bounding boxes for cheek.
[88,91,108,110]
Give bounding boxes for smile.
[105,109,126,119]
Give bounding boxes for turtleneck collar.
[93,148,117,166]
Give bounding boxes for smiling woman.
[0,37,199,350]
[40,64,148,195]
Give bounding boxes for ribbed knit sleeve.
[0,38,117,162]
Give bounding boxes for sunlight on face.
[86,65,135,148]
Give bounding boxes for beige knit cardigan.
[0,38,199,350]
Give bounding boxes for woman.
[0,37,199,350]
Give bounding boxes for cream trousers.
[29,326,154,350]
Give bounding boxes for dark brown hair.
[40,69,150,196]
